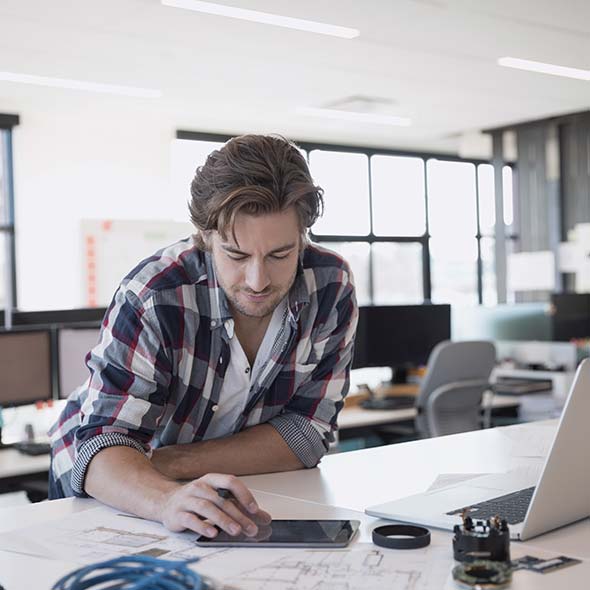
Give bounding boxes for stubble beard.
[213,260,298,320]
[229,288,283,319]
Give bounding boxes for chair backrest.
[415,340,496,437]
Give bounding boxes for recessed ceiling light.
[498,57,590,81]
[0,72,162,98]
[297,107,411,127]
[161,0,359,39]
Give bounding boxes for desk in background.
[339,393,520,431]
[339,381,520,444]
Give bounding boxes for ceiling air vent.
[322,95,399,115]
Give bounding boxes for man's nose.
[245,260,271,292]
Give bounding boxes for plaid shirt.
[49,238,358,498]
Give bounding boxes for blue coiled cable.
[51,555,213,590]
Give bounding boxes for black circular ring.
[372,524,431,550]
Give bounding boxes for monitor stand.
[390,365,409,385]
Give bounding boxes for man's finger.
[184,497,243,536]
[200,473,260,514]
[179,511,218,537]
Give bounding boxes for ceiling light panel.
[161,0,360,39]
[498,57,590,81]
[0,71,162,97]
[297,107,411,127]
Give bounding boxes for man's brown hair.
[189,134,323,249]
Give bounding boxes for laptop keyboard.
[446,486,536,524]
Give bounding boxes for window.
[307,151,429,305]
[427,160,478,305]
[372,242,423,305]
[308,151,370,236]
[371,155,425,237]
[173,131,507,307]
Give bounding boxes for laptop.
[365,359,590,541]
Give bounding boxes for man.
[49,134,358,540]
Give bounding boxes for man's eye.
[271,254,289,260]
[228,254,247,261]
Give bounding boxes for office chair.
[414,340,496,438]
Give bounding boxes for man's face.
[208,207,301,320]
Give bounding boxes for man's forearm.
[151,423,305,481]
[84,445,274,537]
[85,446,180,521]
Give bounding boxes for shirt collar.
[288,253,310,320]
[205,251,233,330]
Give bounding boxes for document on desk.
[0,505,457,589]
[496,422,555,459]
[0,504,221,564]
[196,543,454,590]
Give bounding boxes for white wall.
[11,100,186,310]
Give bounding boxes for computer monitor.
[550,293,590,341]
[352,304,451,383]
[11,307,106,327]
[0,329,53,407]
[57,327,101,398]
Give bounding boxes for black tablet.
[195,519,360,548]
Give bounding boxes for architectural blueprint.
[222,545,454,590]
[0,506,455,589]
[0,505,219,564]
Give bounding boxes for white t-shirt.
[205,298,288,438]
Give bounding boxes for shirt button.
[245,367,250,374]
[212,404,219,412]
[210,320,217,327]
[219,356,223,364]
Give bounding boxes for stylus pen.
[217,487,261,517]
[216,487,236,501]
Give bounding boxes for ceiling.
[1,0,590,153]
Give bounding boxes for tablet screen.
[196,519,359,547]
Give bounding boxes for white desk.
[339,394,520,430]
[0,420,587,589]
[244,421,556,512]
[242,420,590,561]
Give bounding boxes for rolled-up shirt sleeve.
[71,287,172,496]
[269,268,358,468]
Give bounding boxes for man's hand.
[160,473,272,538]
[84,447,272,538]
